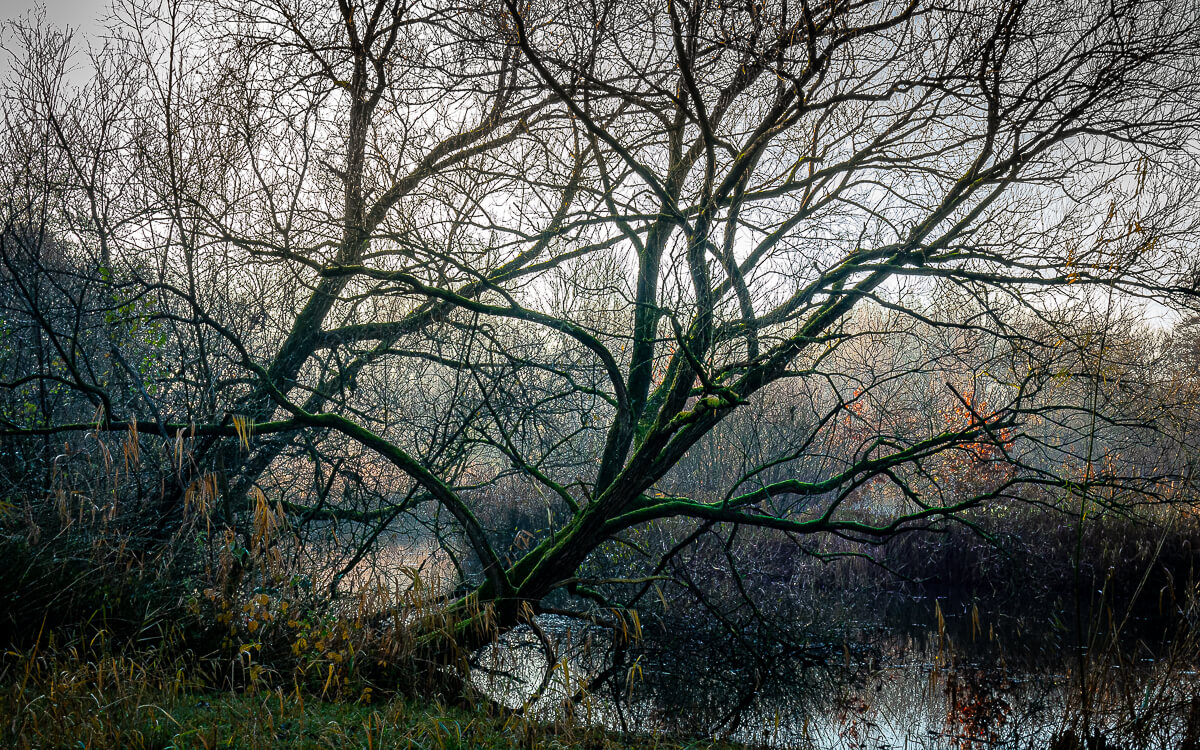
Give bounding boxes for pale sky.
[0,0,104,79]
[1,0,104,32]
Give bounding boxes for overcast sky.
[1,0,103,31]
[0,0,104,78]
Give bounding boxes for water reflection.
[470,608,1200,749]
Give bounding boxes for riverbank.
[1,679,748,750]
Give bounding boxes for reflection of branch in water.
[468,612,636,728]
[518,610,558,714]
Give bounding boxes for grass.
[0,655,749,750]
[3,687,743,750]
[0,620,751,750]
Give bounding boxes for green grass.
[2,670,746,750]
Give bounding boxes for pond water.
[470,609,1200,749]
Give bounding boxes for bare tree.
[3,0,1200,656]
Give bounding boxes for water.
[470,611,1200,749]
